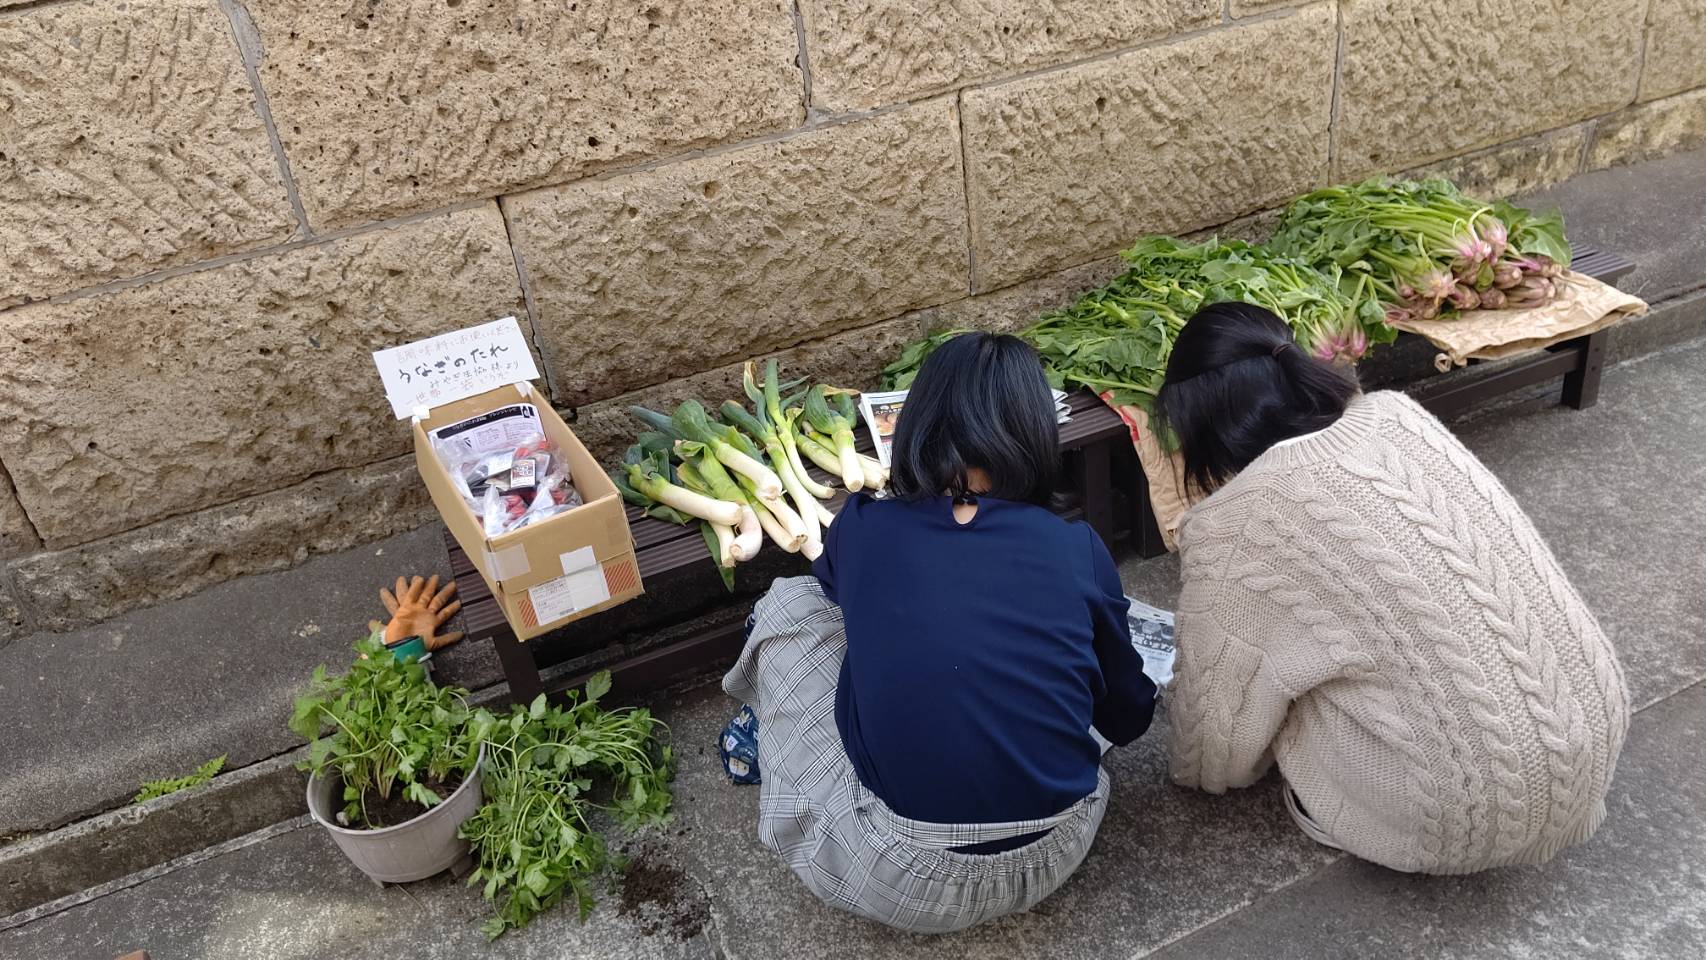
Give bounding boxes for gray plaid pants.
[723,576,1110,933]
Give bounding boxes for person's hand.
[371,575,464,652]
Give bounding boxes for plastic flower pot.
[305,744,484,884]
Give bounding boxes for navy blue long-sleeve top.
[811,493,1156,844]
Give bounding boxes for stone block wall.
[2,0,1703,638]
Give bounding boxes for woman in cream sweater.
[1153,302,1629,874]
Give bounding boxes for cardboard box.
[414,383,642,640]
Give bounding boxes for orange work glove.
[371,575,464,652]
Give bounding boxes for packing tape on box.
[483,544,531,581]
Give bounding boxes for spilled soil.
[617,850,710,940]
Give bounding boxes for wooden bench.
[1394,246,1633,418]
[447,246,1635,703]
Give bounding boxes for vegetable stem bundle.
[1270,176,1571,322]
[882,237,1382,406]
[610,362,887,586]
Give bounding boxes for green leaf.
[584,671,612,704]
[523,863,551,895]
[529,694,548,720]
[406,781,442,808]
[701,523,735,592]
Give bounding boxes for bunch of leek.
[611,367,887,587]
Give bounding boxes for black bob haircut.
[1153,301,1358,496]
[888,332,1059,506]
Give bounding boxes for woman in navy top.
[723,332,1156,931]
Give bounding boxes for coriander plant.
[289,633,480,827]
[459,672,675,940]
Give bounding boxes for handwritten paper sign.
[373,316,541,419]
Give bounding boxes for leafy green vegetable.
[459,674,674,939]
[135,755,226,803]
[1271,176,1571,322]
[290,633,480,827]
[882,236,1376,406]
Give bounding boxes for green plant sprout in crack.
[459,672,676,940]
[135,754,227,803]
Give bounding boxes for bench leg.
[493,636,546,705]
[1561,328,1608,410]
[1079,442,1116,547]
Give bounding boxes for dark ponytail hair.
[889,332,1059,506]
[1153,302,1358,496]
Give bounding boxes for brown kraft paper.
[1390,270,1648,371]
[1100,396,1194,552]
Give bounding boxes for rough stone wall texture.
[2,0,1703,633]
[1335,0,1645,178]
[801,0,1218,112]
[0,0,297,307]
[1230,0,1312,14]
[0,205,523,547]
[1408,125,1595,201]
[962,5,1336,288]
[0,468,39,560]
[508,100,969,406]
[247,0,803,230]
[9,456,434,632]
[1641,0,1706,100]
[1586,87,1706,171]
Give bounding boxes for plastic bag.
[443,432,580,537]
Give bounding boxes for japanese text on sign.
[373,316,541,419]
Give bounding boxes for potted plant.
[290,632,485,883]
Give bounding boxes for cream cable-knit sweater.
[1167,391,1629,874]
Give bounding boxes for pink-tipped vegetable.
[1448,283,1481,311]
[1419,267,1456,303]
[1482,218,1508,260]
[1478,286,1507,309]
[1347,328,1369,358]
[1493,262,1523,289]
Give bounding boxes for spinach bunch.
[459,673,675,940]
[1117,235,1387,366]
[1271,176,1572,320]
[881,236,1377,406]
[289,633,480,827]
